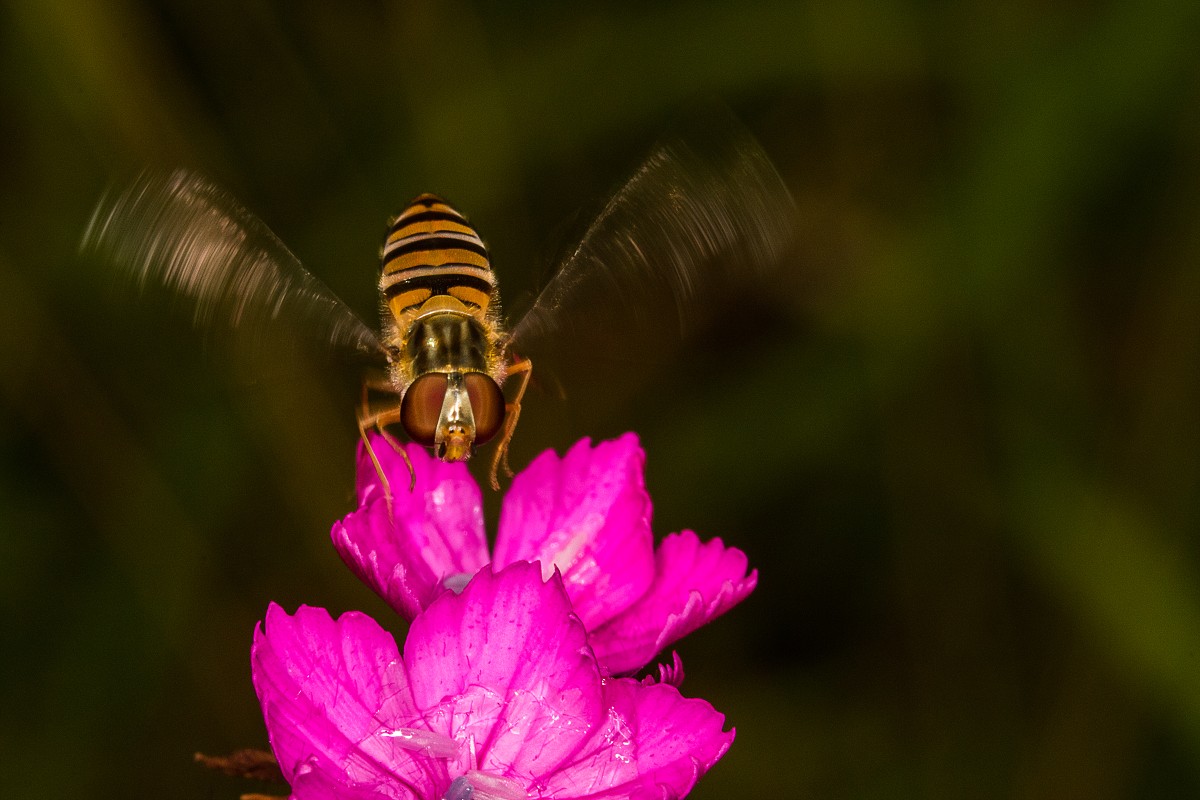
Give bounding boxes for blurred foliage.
[2,1,1200,798]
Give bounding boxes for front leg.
[357,386,414,507]
[489,356,532,491]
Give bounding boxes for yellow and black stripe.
[381,194,495,317]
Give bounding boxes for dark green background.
[3,2,1200,798]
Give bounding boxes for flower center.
[442,775,474,800]
[442,770,526,800]
[381,728,527,800]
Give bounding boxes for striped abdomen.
[380,194,496,322]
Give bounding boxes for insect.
[367,193,525,489]
[80,113,795,494]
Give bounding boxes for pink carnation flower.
[252,561,733,800]
[333,433,757,674]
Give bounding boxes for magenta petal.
[251,604,444,799]
[333,436,489,620]
[404,561,605,783]
[495,434,656,630]
[331,501,428,620]
[590,531,758,675]
[541,675,734,800]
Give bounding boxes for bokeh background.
[3,1,1200,798]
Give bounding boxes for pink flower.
[333,433,757,675]
[252,561,734,800]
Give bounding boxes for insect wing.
[507,114,796,357]
[80,169,382,362]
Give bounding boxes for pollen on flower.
[601,706,635,758]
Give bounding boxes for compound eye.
[465,373,505,445]
[400,373,447,446]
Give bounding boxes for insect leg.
[375,418,414,491]
[357,385,415,509]
[489,356,532,490]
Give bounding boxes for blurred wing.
[507,114,796,355]
[80,169,382,360]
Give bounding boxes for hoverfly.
[80,114,795,494]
